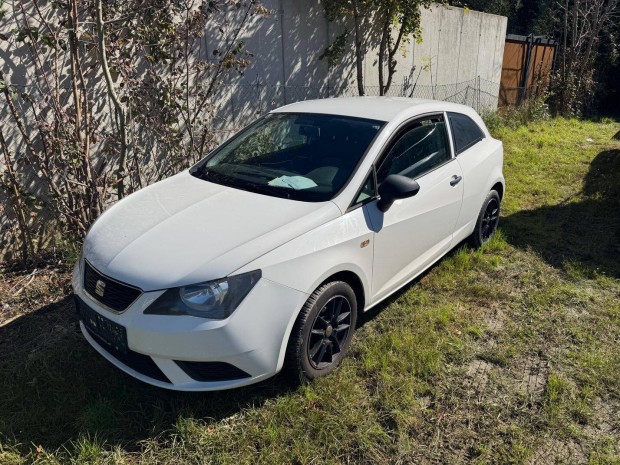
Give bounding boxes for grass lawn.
[1,117,619,464]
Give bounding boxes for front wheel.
[469,190,501,248]
[285,281,357,382]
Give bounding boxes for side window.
[353,172,375,206]
[376,115,451,184]
[448,112,485,155]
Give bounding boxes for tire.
[285,281,358,383]
[469,190,501,248]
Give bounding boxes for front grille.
[83,261,141,312]
[175,360,251,382]
[83,325,170,383]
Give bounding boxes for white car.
[73,97,504,391]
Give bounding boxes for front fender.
[234,206,374,371]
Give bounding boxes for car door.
[447,111,500,245]
[363,113,464,303]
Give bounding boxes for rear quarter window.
[448,112,485,155]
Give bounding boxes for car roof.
[271,96,479,123]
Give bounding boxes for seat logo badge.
[360,239,370,248]
[95,280,106,297]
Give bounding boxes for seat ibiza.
[73,97,504,391]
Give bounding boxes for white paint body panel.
[84,170,340,291]
[367,159,464,302]
[73,97,504,390]
[453,138,505,244]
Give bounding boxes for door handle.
[450,175,462,186]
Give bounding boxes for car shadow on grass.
[0,297,297,452]
[502,148,620,278]
[0,270,438,454]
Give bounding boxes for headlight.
[144,270,261,319]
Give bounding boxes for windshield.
[190,113,384,201]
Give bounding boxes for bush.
[483,97,550,136]
[0,0,267,266]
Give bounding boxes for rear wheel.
[285,281,357,382]
[469,190,501,248]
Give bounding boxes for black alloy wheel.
[307,295,352,369]
[481,197,500,241]
[285,281,358,382]
[469,189,501,248]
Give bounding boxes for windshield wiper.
[238,180,293,199]
[194,166,239,184]
[193,166,293,199]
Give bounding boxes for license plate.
[75,295,128,354]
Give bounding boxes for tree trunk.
[378,9,391,96]
[351,0,365,96]
[68,0,99,219]
[384,18,408,95]
[96,0,129,200]
[561,0,569,114]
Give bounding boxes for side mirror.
[377,175,420,212]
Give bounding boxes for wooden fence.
[499,34,556,106]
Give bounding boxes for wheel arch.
[275,266,367,372]
[318,270,366,314]
[491,180,505,200]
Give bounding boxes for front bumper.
[72,262,308,391]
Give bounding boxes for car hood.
[83,171,341,291]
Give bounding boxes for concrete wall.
[203,1,507,126]
[0,1,506,260]
[361,5,506,90]
[0,2,507,134]
[219,1,507,89]
[0,2,507,152]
